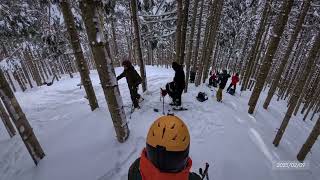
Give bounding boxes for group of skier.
[116,59,240,179]
[117,59,240,109]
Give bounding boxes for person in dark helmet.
[128,115,202,180]
[216,69,230,102]
[227,73,240,92]
[117,59,142,108]
[166,62,185,107]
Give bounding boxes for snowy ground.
[0,66,319,180]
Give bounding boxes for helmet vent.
[171,123,175,129]
[162,126,166,139]
[182,136,187,142]
[172,134,177,140]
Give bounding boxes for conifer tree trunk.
[175,0,183,63]
[273,31,320,146]
[185,0,201,92]
[195,0,224,86]
[297,116,320,162]
[303,86,320,121]
[24,50,42,86]
[241,0,271,91]
[131,0,147,91]
[0,100,16,137]
[0,69,45,165]
[263,0,311,109]
[248,0,294,114]
[110,14,119,60]
[20,60,33,88]
[79,0,129,142]
[60,0,99,111]
[13,70,26,92]
[190,0,205,75]
[178,0,190,65]
[4,70,16,92]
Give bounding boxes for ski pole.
[162,96,165,115]
[199,163,210,180]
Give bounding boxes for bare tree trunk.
[273,31,320,147]
[248,0,294,114]
[60,0,99,111]
[80,0,129,142]
[185,0,201,92]
[0,69,45,165]
[0,100,16,138]
[131,0,147,91]
[297,116,320,162]
[263,0,311,109]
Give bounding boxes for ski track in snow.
[0,66,319,180]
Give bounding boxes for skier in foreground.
[227,73,240,93]
[128,115,202,180]
[117,59,142,109]
[166,62,185,107]
[216,70,230,102]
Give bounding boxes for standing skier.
[227,73,240,92]
[128,115,202,180]
[166,62,185,107]
[216,70,230,102]
[209,71,218,87]
[117,60,142,108]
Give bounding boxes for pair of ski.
[199,163,210,180]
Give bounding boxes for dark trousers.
[227,83,236,92]
[166,82,183,106]
[129,86,141,108]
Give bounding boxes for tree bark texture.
[248,0,294,114]
[0,69,45,165]
[80,0,130,143]
[60,0,99,111]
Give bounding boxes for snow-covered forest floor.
[0,66,319,180]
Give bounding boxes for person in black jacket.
[117,60,142,108]
[216,69,230,102]
[166,62,185,106]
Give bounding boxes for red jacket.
[140,148,192,180]
[231,75,239,85]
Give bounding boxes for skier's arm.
[117,72,125,81]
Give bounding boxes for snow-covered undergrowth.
[0,66,319,180]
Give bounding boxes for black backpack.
[196,92,208,102]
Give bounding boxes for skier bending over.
[216,69,230,102]
[128,115,202,180]
[117,60,142,109]
[166,62,185,107]
[227,73,240,92]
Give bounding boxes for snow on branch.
[141,17,177,24]
[311,2,320,7]
[139,9,177,17]
[268,2,281,13]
